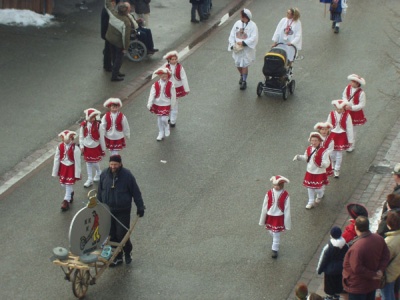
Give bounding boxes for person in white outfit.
[228,8,258,90]
[147,67,176,141]
[259,175,291,258]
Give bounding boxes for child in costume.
[101,98,130,155]
[163,50,190,127]
[147,67,176,141]
[79,108,106,188]
[259,175,291,258]
[317,226,348,300]
[52,130,81,211]
[293,132,330,209]
[342,74,366,152]
[326,99,354,178]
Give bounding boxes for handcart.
[51,190,139,299]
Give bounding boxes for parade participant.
[314,121,334,179]
[101,98,130,156]
[79,108,106,188]
[272,7,302,63]
[228,8,258,90]
[342,203,368,245]
[97,155,145,266]
[293,132,330,209]
[147,67,176,141]
[317,226,348,300]
[342,74,367,152]
[163,50,190,127]
[329,0,348,34]
[259,175,291,259]
[326,99,354,178]
[52,130,81,212]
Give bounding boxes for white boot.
[156,131,164,141]
[93,172,101,182]
[84,179,93,188]
[164,124,170,137]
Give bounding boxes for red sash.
[266,189,289,213]
[105,112,123,132]
[155,80,173,99]
[59,143,75,162]
[330,110,349,131]
[81,121,100,141]
[166,63,182,81]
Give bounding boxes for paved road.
[1,0,400,299]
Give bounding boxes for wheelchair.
[127,28,147,62]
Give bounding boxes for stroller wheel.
[256,82,263,97]
[282,86,289,100]
[289,80,296,94]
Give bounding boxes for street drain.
[368,165,392,174]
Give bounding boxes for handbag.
[232,43,244,53]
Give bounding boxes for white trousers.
[330,150,343,171]
[62,184,74,202]
[307,188,324,205]
[157,116,169,133]
[86,162,101,180]
[268,231,281,251]
[170,101,178,124]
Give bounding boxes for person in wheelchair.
[124,1,158,54]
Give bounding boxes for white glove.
[147,103,152,110]
[293,155,299,161]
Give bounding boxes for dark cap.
[109,155,122,163]
[330,226,342,239]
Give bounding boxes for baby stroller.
[256,43,297,100]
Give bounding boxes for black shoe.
[334,26,339,34]
[239,77,243,85]
[150,49,159,53]
[331,22,336,29]
[111,77,124,82]
[125,253,132,265]
[109,258,123,267]
[70,191,74,204]
[271,250,278,259]
[240,81,247,90]
[170,123,176,128]
[191,19,199,23]
[118,73,125,77]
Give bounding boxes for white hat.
[163,50,179,61]
[153,67,171,77]
[331,99,349,109]
[103,98,122,108]
[308,132,324,142]
[84,108,101,121]
[347,74,366,86]
[270,175,290,185]
[242,8,252,20]
[314,122,333,130]
[392,163,400,175]
[58,130,77,140]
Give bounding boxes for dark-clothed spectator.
[132,0,150,27]
[378,194,400,238]
[101,6,113,71]
[189,0,204,23]
[97,155,145,266]
[342,216,390,300]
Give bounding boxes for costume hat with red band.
[308,132,324,142]
[163,50,179,61]
[347,74,366,86]
[153,67,171,77]
[314,122,333,130]
[58,130,77,140]
[84,108,101,121]
[331,99,349,109]
[103,98,122,108]
[270,175,290,185]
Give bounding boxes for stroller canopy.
[263,47,287,77]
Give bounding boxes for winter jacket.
[384,230,400,283]
[317,237,348,275]
[133,0,150,14]
[342,219,357,244]
[105,0,131,49]
[377,208,400,237]
[342,231,390,294]
[97,167,144,213]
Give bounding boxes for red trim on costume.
[346,85,366,126]
[166,63,182,81]
[155,80,173,99]
[266,189,289,213]
[330,110,349,131]
[59,143,75,162]
[105,112,123,132]
[81,121,100,141]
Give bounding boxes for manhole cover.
[295,55,304,61]
[368,165,392,174]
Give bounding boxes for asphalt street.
[1,0,400,299]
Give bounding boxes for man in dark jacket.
[101,5,113,72]
[97,155,145,266]
[132,0,150,27]
[342,216,390,299]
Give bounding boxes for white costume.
[272,17,302,61]
[228,19,258,67]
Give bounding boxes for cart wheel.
[72,269,90,299]
[256,82,263,97]
[289,80,296,94]
[282,86,289,100]
[127,40,147,62]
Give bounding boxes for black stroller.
[256,43,297,100]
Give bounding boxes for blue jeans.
[348,290,376,300]
[202,0,210,15]
[381,281,396,300]
[191,3,202,21]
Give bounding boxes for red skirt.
[105,137,126,150]
[150,104,171,116]
[83,145,105,163]
[303,172,329,189]
[330,132,351,151]
[265,215,285,232]
[176,86,188,98]
[326,158,334,177]
[349,110,367,126]
[58,163,79,185]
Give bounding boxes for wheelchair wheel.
[256,82,263,97]
[289,80,296,94]
[127,40,147,62]
[282,86,289,100]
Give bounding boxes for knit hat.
[387,194,400,209]
[392,163,400,175]
[330,226,342,239]
[163,50,179,61]
[270,175,290,185]
[308,132,324,142]
[346,203,368,219]
[84,108,101,121]
[313,122,333,130]
[109,155,122,163]
[103,98,122,108]
[347,74,366,86]
[58,130,77,140]
[294,282,308,300]
[331,99,349,109]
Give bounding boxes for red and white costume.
[79,109,106,163]
[259,176,291,252]
[314,122,335,177]
[101,98,130,154]
[327,102,354,151]
[147,67,176,141]
[342,74,366,126]
[164,51,190,99]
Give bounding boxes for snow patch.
[0,9,54,27]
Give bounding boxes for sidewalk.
[288,119,400,299]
